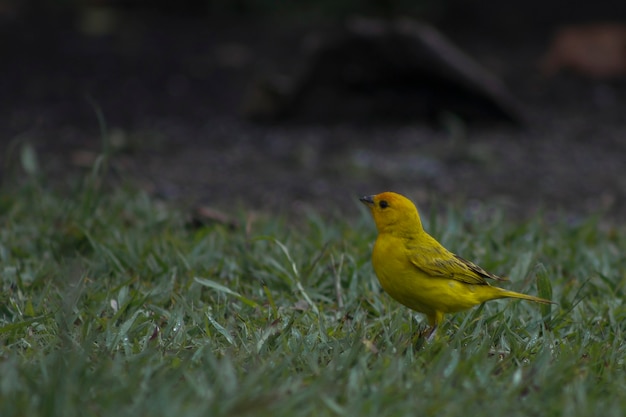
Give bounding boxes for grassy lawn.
[1,151,625,416]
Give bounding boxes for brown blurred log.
[243,17,526,126]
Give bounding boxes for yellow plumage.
[360,192,553,337]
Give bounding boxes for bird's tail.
[498,288,555,305]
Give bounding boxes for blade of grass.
[194,277,259,308]
[535,263,553,329]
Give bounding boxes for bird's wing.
[407,236,506,285]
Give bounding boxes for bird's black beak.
[359,195,374,205]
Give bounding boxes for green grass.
[1,168,626,416]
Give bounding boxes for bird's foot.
[412,325,438,349]
[423,325,438,342]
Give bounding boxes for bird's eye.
[379,200,389,209]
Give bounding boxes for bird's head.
[359,192,423,235]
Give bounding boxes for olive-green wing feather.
[406,234,506,285]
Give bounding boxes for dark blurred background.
[2,0,626,220]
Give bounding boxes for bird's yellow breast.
[372,234,489,314]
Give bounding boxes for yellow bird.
[360,191,553,338]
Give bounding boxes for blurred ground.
[1,11,626,222]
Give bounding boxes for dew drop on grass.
[172,320,182,334]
